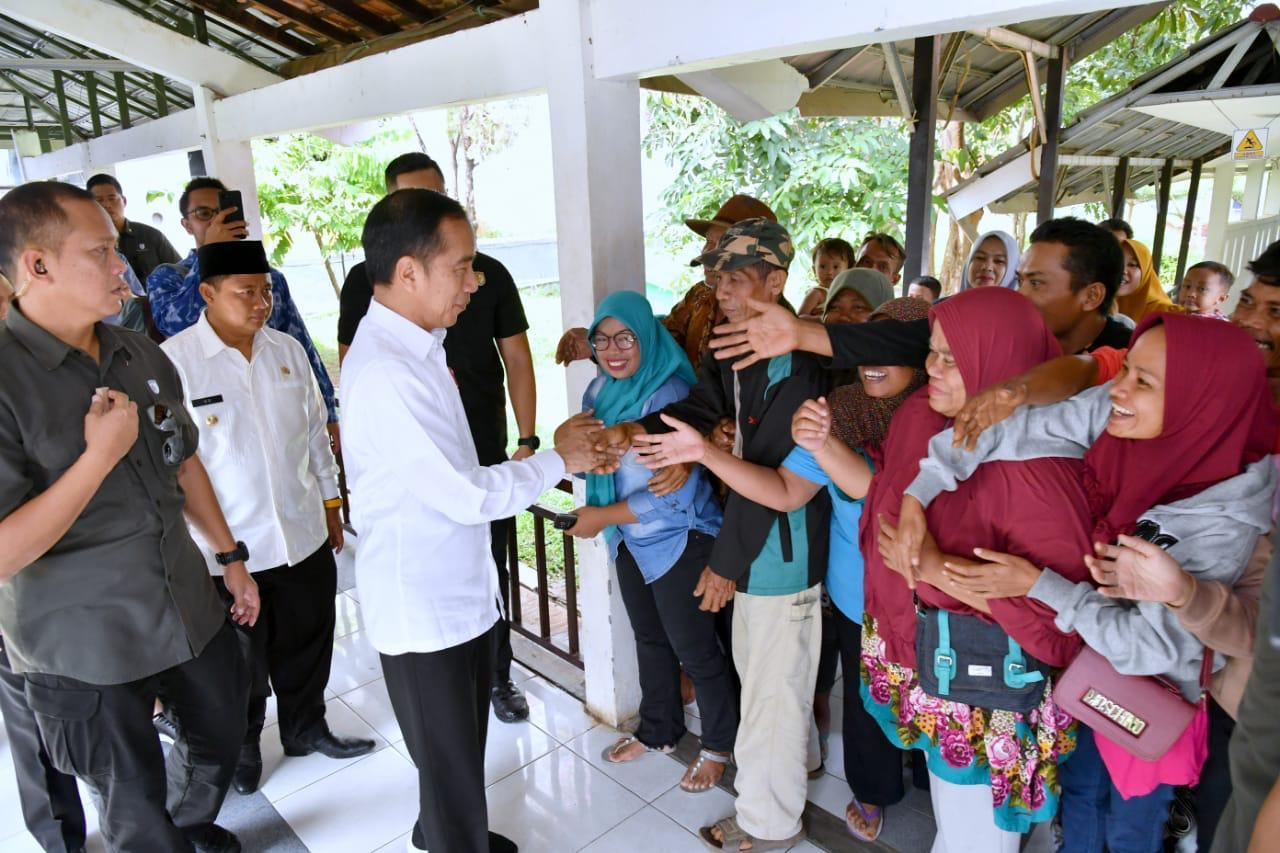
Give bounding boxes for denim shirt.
[147,251,338,422]
[582,374,722,584]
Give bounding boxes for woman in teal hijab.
[562,290,735,793]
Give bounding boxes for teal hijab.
[585,291,697,526]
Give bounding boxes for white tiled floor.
[3,581,1057,852]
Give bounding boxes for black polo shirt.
[338,253,529,465]
[0,306,224,684]
[117,218,182,284]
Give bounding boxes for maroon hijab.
[861,288,1064,666]
[1083,313,1278,545]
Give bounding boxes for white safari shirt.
[162,313,339,575]
[341,301,564,655]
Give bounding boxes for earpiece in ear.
[33,260,47,275]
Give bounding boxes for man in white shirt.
[342,189,606,853]
[162,241,375,797]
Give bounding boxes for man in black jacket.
[598,218,830,851]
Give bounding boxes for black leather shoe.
[491,681,529,723]
[489,831,518,853]
[152,710,181,742]
[232,743,263,795]
[282,728,376,759]
[186,823,241,852]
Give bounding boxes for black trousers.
[382,625,494,853]
[834,608,906,807]
[0,639,86,853]
[212,543,336,747]
[22,622,248,853]
[490,517,514,685]
[613,533,739,752]
[1195,698,1236,851]
[815,605,840,695]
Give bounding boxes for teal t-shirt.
[782,445,870,623]
[742,504,812,596]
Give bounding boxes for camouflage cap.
[694,217,794,273]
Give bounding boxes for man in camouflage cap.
[597,216,831,850]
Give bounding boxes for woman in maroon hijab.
[892,313,1278,853]
[859,288,1094,850]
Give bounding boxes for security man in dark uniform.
[0,182,259,853]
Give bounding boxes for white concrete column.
[1264,160,1280,218]
[1241,160,1265,222]
[542,0,645,728]
[193,86,263,240]
[1204,161,1236,261]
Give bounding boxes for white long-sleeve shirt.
[341,300,565,655]
[162,313,339,575]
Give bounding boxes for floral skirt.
[859,615,1077,832]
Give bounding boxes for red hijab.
[861,288,1069,666]
[1083,312,1278,545]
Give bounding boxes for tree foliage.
[254,128,409,295]
[643,93,910,292]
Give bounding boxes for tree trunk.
[1012,212,1027,249]
[462,152,478,226]
[314,231,341,300]
[448,106,465,199]
[935,121,983,294]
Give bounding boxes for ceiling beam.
[311,0,400,38]
[212,10,544,140]
[882,43,913,121]
[804,46,869,90]
[22,108,200,179]
[0,71,87,140]
[968,26,1058,58]
[183,0,321,56]
[589,0,1148,80]
[2,0,280,96]
[250,0,363,45]
[0,20,194,113]
[0,57,139,72]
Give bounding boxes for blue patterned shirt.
[146,250,337,422]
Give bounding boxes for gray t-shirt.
[0,306,224,685]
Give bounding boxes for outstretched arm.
[952,353,1102,450]
[634,414,820,512]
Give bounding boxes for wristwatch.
[215,540,250,566]
[517,436,541,451]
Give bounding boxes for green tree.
[643,93,910,295]
[253,129,408,297]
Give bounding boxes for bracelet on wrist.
[323,497,343,509]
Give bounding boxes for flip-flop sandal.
[600,735,674,764]
[845,797,884,843]
[698,816,805,852]
[807,761,825,780]
[680,748,730,794]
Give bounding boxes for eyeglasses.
[146,403,185,467]
[589,331,638,352]
[185,206,219,223]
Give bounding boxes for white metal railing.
[1222,214,1280,308]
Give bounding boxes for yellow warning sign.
[1234,128,1268,161]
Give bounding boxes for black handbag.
[915,600,1050,715]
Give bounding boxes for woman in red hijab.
[893,312,1278,853]
[859,288,1095,850]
